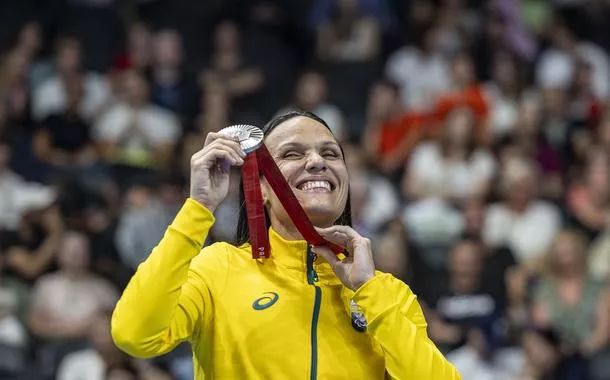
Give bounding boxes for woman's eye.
[323,150,339,158]
[283,151,301,159]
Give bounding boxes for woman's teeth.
[298,180,332,192]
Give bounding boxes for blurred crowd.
[2,0,610,379]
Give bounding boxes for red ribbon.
[242,144,344,259]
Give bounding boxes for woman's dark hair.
[235,111,352,246]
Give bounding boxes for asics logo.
[252,292,279,310]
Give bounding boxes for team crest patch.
[350,300,367,332]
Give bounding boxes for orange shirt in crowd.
[377,112,428,163]
[433,84,490,142]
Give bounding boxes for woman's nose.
[305,152,327,172]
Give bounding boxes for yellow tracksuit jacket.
[111,199,461,379]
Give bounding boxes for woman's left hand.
[314,226,375,291]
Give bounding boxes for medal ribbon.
[241,144,344,259]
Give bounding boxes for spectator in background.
[315,0,381,64]
[371,218,414,286]
[0,48,31,126]
[31,36,110,122]
[428,239,518,380]
[385,23,450,111]
[344,143,400,237]
[200,20,265,125]
[28,231,118,378]
[519,327,566,380]
[362,80,426,179]
[567,149,610,241]
[483,158,562,270]
[532,229,610,379]
[567,60,603,130]
[148,29,198,123]
[124,22,152,73]
[483,51,525,141]
[403,106,496,203]
[115,179,182,271]
[535,17,610,100]
[93,69,180,181]
[180,83,230,180]
[276,70,346,141]
[13,21,45,87]
[56,310,133,380]
[434,52,490,143]
[0,253,29,377]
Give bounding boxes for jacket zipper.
[306,244,321,380]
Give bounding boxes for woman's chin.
[303,205,342,227]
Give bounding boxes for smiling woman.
[111,111,461,380]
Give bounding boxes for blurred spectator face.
[295,72,327,110]
[422,26,441,53]
[0,142,10,170]
[598,113,610,147]
[409,0,435,28]
[485,14,506,43]
[573,61,593,92]
[449,241,483,279]
[550,230,586,272]
[542,87,567,118]
[64,73,84,110]
[522,330,560,375]
[375,230,409,278]
[122,70,149,106]
[337,0,359,17]
[128,23,151,69]
[516,101,542,136]
[551,24,576,51]
[444,107,474,147]
[368,81,399,118]
[585,150,610,197]
[464,197,485,236]
[152,29,182,67]
[503,159,537,208]
[214,21,239,52]
[451,54,474,86]
[56,38,82,74]
[4,48,30,81]
[17,21,42,55]
[58,231,91,273]
[492,52,517,89]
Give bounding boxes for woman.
[111,111,460,379]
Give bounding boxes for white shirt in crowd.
[408,142,497,200]
[57,349,106,380]
[0,170,56,231]
[93,102,180,147]
[483,83,519,138]
[31,273,118,324]
[483,201,562,264]
[536,42,610,99]
[31,72,111,121]
[385,46,451,111]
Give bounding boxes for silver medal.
[219,124,264,153]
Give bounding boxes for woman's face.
[263,117,349,227]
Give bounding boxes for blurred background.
[1,0,610,379]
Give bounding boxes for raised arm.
[111,132,246,358]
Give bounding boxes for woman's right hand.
[189,132,245,212]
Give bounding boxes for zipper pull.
[306,244,319,285]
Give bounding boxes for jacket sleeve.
[111,198,217,358]
[352,273,461,380]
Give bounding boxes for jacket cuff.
[352,273,396,325]
[170,198,215,247]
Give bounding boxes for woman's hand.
[314,225,375,291]
[190,132,245,213]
